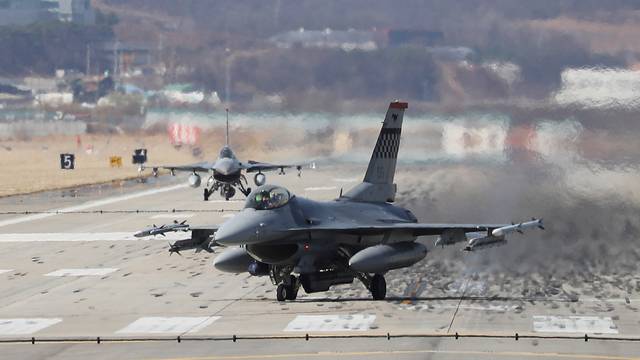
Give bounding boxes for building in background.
[57,0,94,25]
[0,0,94,26]
[0,0,58,26]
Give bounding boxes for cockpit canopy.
[245,185,291,210]
[219,146,235,159]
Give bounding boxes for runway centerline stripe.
[0,318,62,335]
[116,317,220,334]
[0,184,187,228]
[45,268,118,277]
[0,269,13,275]
[284,314,375,332]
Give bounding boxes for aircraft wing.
[286,219,544,249]
[160,161,215,173]
[243,160,302,173]
[287,222,503,235]
[142,162,214,173]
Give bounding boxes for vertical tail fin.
[343,101,407,202]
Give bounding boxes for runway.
[0,166,639,359]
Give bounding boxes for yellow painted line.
[152,349,640,360]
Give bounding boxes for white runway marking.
[532,315,618,334]
[116,316,220,334]
[0,184,187,228]
[0,269,13,275]
[0,318,62,335]
[284,314,376,332]
[404,304,517,312]
[150,213,195,219]
[332,177,359,183]
[45,268,118,277]
[304,186,337,191]
[222,213,235,218]
[0,232,185,242]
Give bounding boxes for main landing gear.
[237,175,251,197]
[369,274,386,300]
[202,178,251,201]
[352,271,387,300]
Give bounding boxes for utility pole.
[113,41,119,79]
[85,44,91,77]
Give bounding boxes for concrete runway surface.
[0,166,638,360]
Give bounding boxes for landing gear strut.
[238,175,251,196]
[336,249,387,300]
[369,274,386,300]
[203,181,219,201]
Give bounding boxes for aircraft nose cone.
[216,159,235,175]
[215,214,258,246]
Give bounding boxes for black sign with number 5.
[132,148,147,164]
[60,154,75,170]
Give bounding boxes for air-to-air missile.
[134,220,189,238]
[464,218,544,251]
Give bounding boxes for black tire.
[285,275,299,300]
[203,188,209,201]
[276,283,288,301]
[370,274,386,300]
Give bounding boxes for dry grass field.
[0,127,316,197]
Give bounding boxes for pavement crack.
[446,277,469,334]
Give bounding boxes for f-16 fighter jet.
[137,101,544,301]
[143,110,307,201]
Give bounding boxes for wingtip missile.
[134,221,190,238]
[491,218,544,238]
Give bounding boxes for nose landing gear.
[276,274,300,301]
[220,184,236,200]
[203,181,219,201]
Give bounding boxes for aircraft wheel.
[276,283,288,301]
[203,188,210,201]
[370,274,386,300]
[285,275,299,300]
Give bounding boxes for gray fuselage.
[214,187,418,273]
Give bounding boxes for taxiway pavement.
[0,166,638,359]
